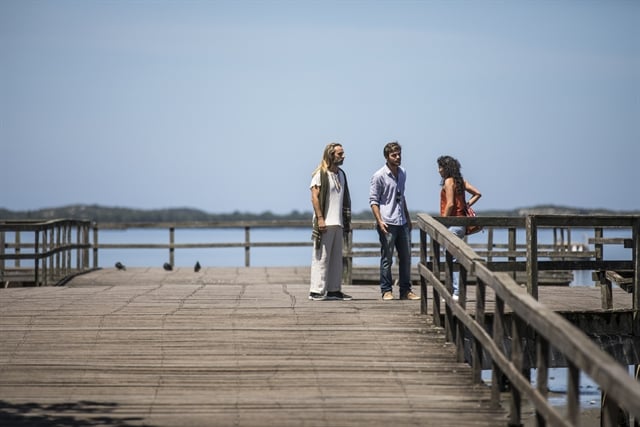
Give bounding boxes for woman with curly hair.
[437,155,482,300]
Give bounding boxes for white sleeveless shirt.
[310,170,344,227]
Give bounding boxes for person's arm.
[369,174,389,234]
[403,197,411,231]
[370,203,388,234]
[310,185,326,233]
[464,180,482,207]
[442,177,456,217]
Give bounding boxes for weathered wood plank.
[0,267,508,427]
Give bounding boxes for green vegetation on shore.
[1,204,637,223]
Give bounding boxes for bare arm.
[464,180,482,207]
[403,197,411,231]
[370,204,388,234]
[310,186,327,233]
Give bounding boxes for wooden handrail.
[1,219,93,286]
[417,212,640,426]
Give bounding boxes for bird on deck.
[115,262,126,271]
[163,262,173,271]
[194,261,201,272]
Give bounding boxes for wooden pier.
[1,214,639,426]
[1,267,512,427]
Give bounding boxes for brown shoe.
[382,291,394,301]
[400,291,420,300]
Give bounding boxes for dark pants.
[377,223,412,294]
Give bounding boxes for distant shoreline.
[1,203,637,223]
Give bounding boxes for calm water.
[91,227,631,272]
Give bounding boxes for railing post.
[15,231,21,268]
[343,229,353,287]
[601,365,631,427]
[632,217,639,336]
[444,251,455,342]
[93,224,99,268]
[491,297,505,408]
[509,316,524,426]
[83,223,90,270]
[472,277,486,384]
[244,226,250,267]
[526,215,539,299]
[596,270,613,310]
[43,228,50,286]
[419,229,428,315]
[64,223,71,275]
[50,226,55,283]
[76,224,81,270]
[34,230,40,286]
[67,223,72,273]
[566,362,580,426]
[456,266,466,362]
[0,230,5,276]
[431,238,442,326]
[535,335,549,427]
[487,227,494,264]
[508,227,517,281]
[631,217,639,427]
[169,227,175,267]
[594,227,603,261]
[55,224,61,282]
[58,224,64,278]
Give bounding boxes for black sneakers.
[309,292,326,301]
[309,291,353,301]
[326,291,352,301]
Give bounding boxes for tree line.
[0,204,635,223]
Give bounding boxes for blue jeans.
[448,226,466,295]
[377,223,412,294]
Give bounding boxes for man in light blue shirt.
[369,142,419,301]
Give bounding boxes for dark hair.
[383,141,401,158]
[437,155,464,194]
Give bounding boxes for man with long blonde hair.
[309,143,352,301]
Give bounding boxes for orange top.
[440,187,466,217]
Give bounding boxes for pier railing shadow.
[0,399,147,427]
[417,213,640,427]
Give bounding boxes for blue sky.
[2,0,638,215]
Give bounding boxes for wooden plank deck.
[1,267,633,426]
[0,267,513,426]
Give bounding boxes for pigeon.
[163,262,173,271]
[194,261,201,272]
[115,262,126,271]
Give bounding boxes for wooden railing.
[92,219,606,283]
[0,219,92,286]
[4,217,627,288]
[417,213,640,426]
[92,220,394,285]
[93,220,311,269]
